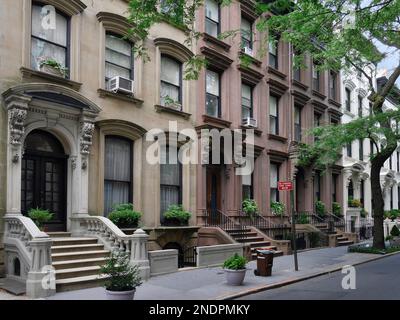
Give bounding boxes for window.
[269,95,279,135]
[31,4,69,77]
[241,18,253,50]
[242,173,253,200]
[205,0,220,37]
[270,163,279,203]
[241,83,252,119]
[359,139,363,161]
[397,152,399,172]
[294,105,302,141]
[390,155,393,170]
[206,69,220,117]
[268,37,278,69]
[329,71,337,100]
[347,143,352,157]
[314,171,321,201]
[369,102,373,116]
[292,48,301,81]
[398,186,400,209]
[160,55,182,107]
[345,88,351,112]
[105,33,133,83]
[358,96,363,117]
[390,187,393,210]
[312,63,320,91]
[104,136,132,216]
[314,113,321,142]
[160,146,182,221]
[348,180,354,200]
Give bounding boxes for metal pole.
[290,183,299,271]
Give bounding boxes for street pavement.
[45,245,395,300]
[238,253,400,300]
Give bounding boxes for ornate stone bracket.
[79,119,95,169]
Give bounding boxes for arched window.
[104,136,133,215]
[160,55,182,107]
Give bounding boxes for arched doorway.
[21,130,68,231]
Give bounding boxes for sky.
[375,42,400,85]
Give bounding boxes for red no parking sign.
[278,181,293,191]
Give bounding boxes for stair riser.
[51,245,104,254]
[56,278,107,293]
[56,269,101,280]
[236,238,264,243]
[47,233,72,238]
[226,229,251,234]
[52,239,98,246]
[52,252,109,262]
[249,242,271,248]
[229,232,258,237]
[52,259,108,270]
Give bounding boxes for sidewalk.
[44,245,396,300]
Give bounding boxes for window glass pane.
[206,94,219,117]
[161,82,180,105]
[205,20,218,37]
[205,0,219,22]
[206,70,219,96]
[105,48,132,69]
[106,35,131,56]
[270,117,277,134]
[32,5,67,47]
[104,181,130,216]
[241,18,252,41]
[161,56,180,86]
[242,84,251,100]
[268,39,277,55]
[31,38,66,70]
[160,186,180,216]
[105,63,130,80]
[242,106,251,119]
[294,107,301,124]
[160,148,180,186]
[104,137,132,182]
[269,96,277,116]
[270,164,278,188]
[242,174,251,186]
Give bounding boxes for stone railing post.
[26,237,55,298]
[130,229,150,280]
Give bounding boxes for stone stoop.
[313,226,354,247]
[225,229,283,260]
[49,233,110,292]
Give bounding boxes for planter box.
[40,64,65,78]
[224,269,246,286]
[162,218,188,227]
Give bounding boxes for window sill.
[98,88,143,106]
[20,67,82,91]
[202,114,232,128]
[268,133,288,143]
[240,125,262,136]
[154,104,191,119]
[328,98,341,108]
[202,33,231,52]
[311,89,326,100]
[267,66,287,80]
[239,51,262,68]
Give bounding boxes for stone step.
[337,240,354,246]
[247,241,271,248]
[52,257,109,270]
[47,232,72,238]
[337,237,348,241]
[55,266,102,280]
[236,236,265,243]
[225,229,252,234]
[51,237,99,246]
[229,232,258,237]
[51,244,105,254]
[52,250,110,262]
[56,275,109,292]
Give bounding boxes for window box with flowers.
[38,57,68,78]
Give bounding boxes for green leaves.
[108,203,142,228]
[223,253,247,270]
[242,198,259,216]
[163,204,192,222]
[28,207,54,229]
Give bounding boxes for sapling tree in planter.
[28,207,54,232]
[163,205,191,226]
[100,251,142,300]
[223,253,247,286]
[315,201,326,218]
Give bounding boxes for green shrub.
[315,201,325,217]
[108,203,142,228]
[390,225,400,237]
[223,253,247,270]
[349,245,400,255]
[296,212,310,224]
[28,208,54,230]
[270,202,285,217]
[163,205,191,223]
[242,198,258,216]
[332,202,341,216]
[360,208,367,218]
[39,57,68,77]
[348,198,362,208]
[100,251,142,291]
[309,232,320,248]
[386,235,394,241]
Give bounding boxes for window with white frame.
[345,88,351,112]
[105,33,133,83]
[312,62,320,91]
[205,0,220,37]
[160,55,182,107]
[241,83,253,120]
[206,69,220,117]
[268,37,278,68]
[269,95,279,135]
[294,105,302,141]
[241,18,253,51]
[31,4,69,77]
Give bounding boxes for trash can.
[254,249,274,277]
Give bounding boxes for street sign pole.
[290,181,299,271]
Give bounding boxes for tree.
[127,0,400,249]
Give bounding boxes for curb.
[215,250,400,300]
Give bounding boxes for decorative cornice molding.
[291,89,310,105]
[267,78,289,96]
[238,64,264,86]
[343,79,356,91]
[35,0,86,16]
[239,0,258,20]
[97,119,147,141]
[200,47,233,71]
[96,12,135,39]
[154,38,194,62]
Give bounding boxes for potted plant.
[296,212,310,224]
[223,253,247,286]
[348,197,362,208]
[332,202,341,216]
[108,203,142,228]
[163,204,191,226]
[242,198,258,218]
[28,207,54,231]
[315,200,325,217]
[270,201,285,217]
[388,225,400,246]
[38,57,68,78]
[360,208,367,218]
[100,251,142,300]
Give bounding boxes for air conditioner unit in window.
[108,76,134,95]
[244,46,254,56]
[242,117,257,128]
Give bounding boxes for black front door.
[21,130,68,231]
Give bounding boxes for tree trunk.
[370,159,385,249]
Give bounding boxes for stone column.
[130,229,150,280]
[4,95,31,216]
[26,237,55,298]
